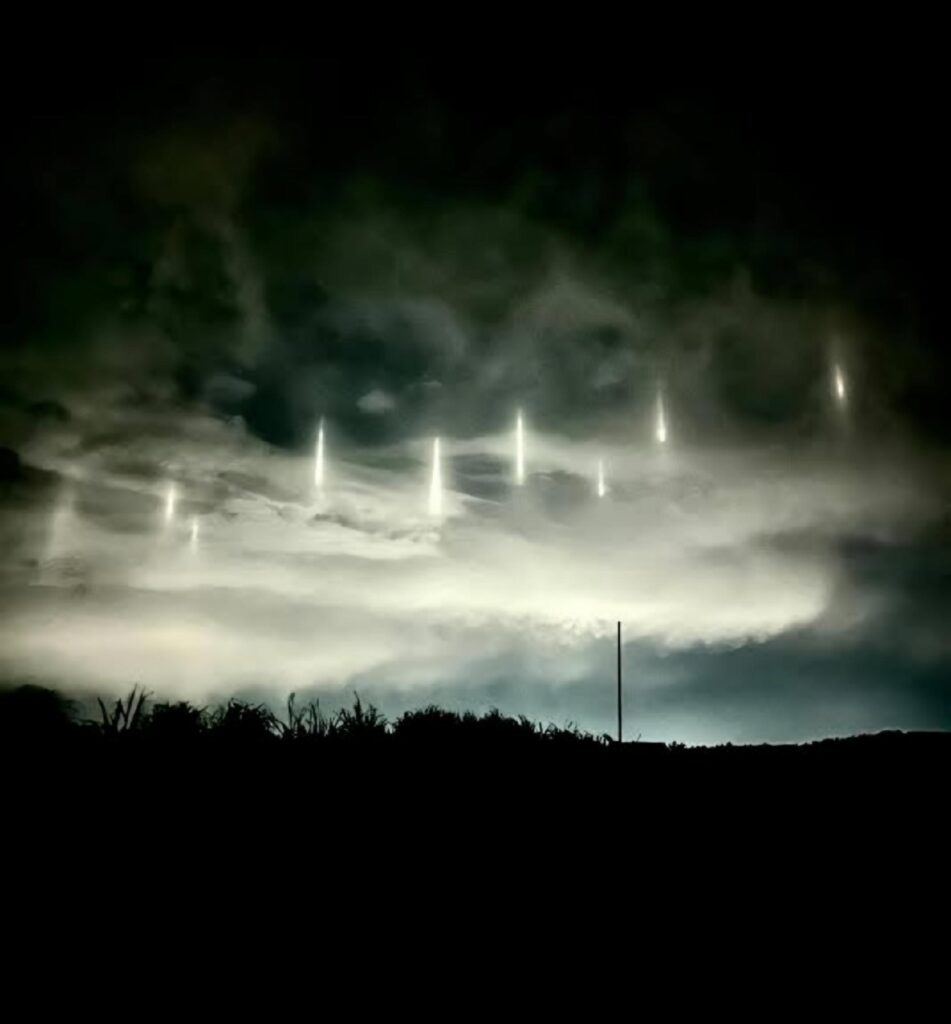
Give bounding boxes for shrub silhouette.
[141,701,207,742]
[2,683,950,780]
[0,684,74,743]
[393,705,471,744]
[209,700,278,744]
[277,693,333,742]
[333,694,387,741]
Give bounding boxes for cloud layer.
[2,63,950,742]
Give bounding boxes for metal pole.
[617,621,622,744]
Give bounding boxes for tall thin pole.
[617,621,622,744]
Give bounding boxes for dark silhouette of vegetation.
[3,683,949,775]
[96,685,148,735]
[0,683,74,742]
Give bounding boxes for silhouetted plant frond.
[95,686,150,735]
[334,694,388,738]
[276,693,334,741]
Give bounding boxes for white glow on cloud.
[314,417,325,490]
[515,409,525,485]
[357,388,397,414]
[164,482,177,525]
[833,363,847,406]
[428,437,443,518]
[655,389,668,445]
[0,395,934,718]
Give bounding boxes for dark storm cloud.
[2,55,950,740]
[5,57,947,455]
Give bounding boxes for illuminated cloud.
[2,64,949,743]
[0,380,939,747]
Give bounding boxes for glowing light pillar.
[597,457,606,498]
[655,390,668,445]
[833,363,847,408]
[164,483,177,525]
[515,410,525,485]
[190,516,200,552]
[314,418,325,490]
[429,437,443,517]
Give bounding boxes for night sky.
[1,53,949,742]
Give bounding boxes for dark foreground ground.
[4,683,949,905]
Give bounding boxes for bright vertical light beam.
[190,516,199,551]
[164,483,177,525]
[597,457,606,498]
[314,417,325,489]
[429,437,443,517]
[515,410,525,485]
[655,391,668,445]
[833,363,847,407]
